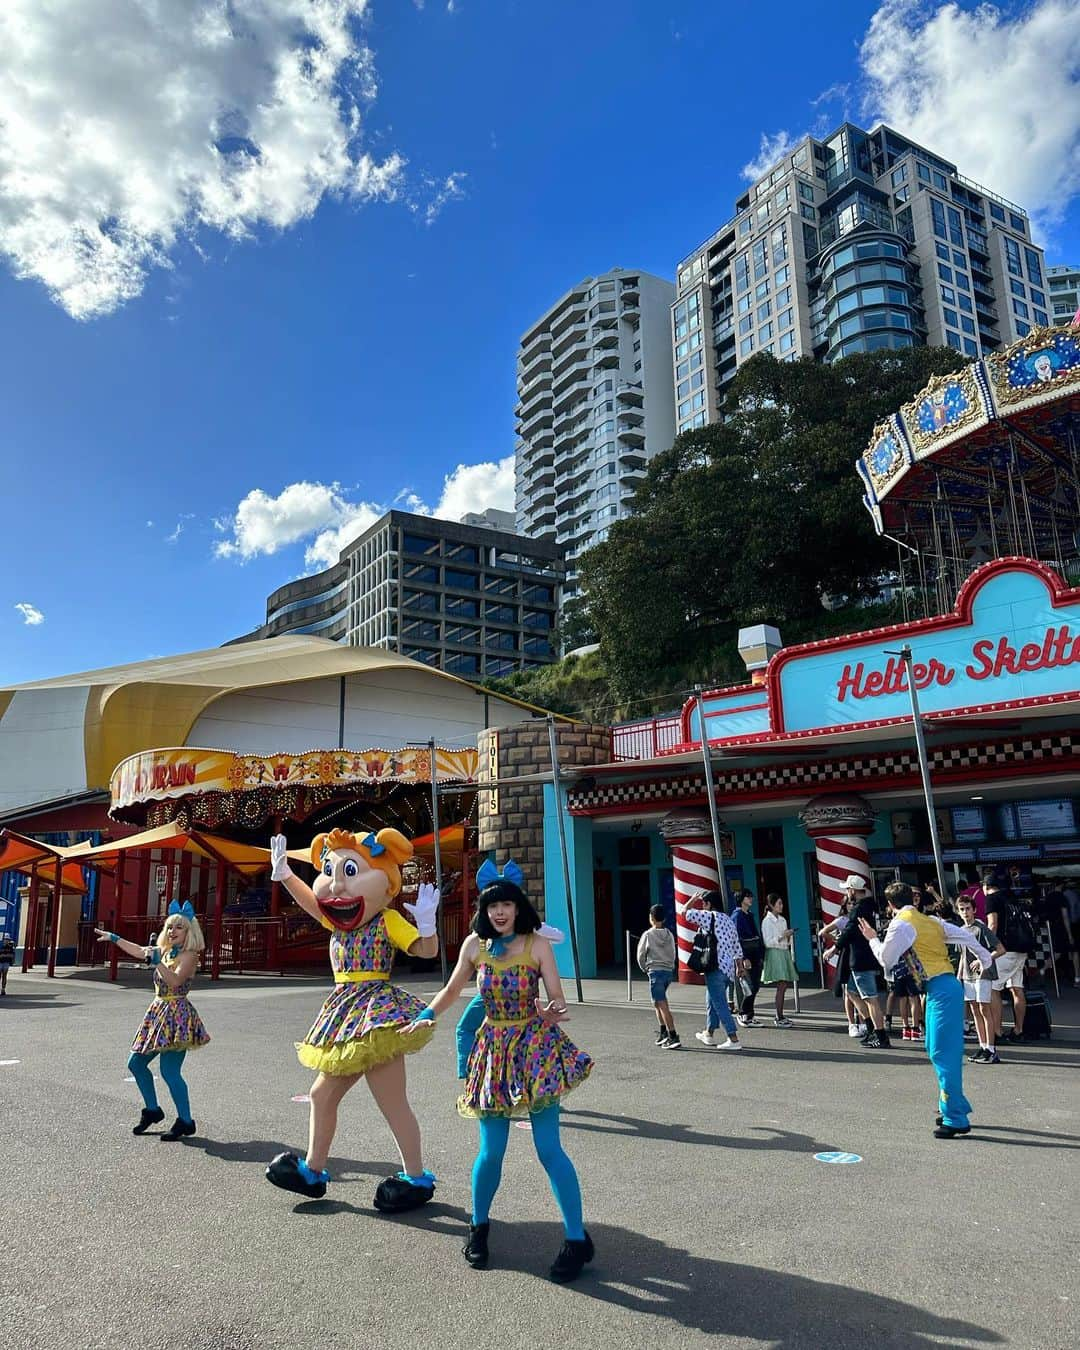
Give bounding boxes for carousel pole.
[428,740,448,983]
[47,868,63,978]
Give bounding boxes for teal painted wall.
[543,782,597,980]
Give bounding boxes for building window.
[943,307,958,327]
[402,618,439,642]
[445,542,479,563]
[917,162,931,183]
[1010,213,1026,235]
[931,198,947,239]
[403,561,438,584]
[989,202,1005,222]
[1031,288,1046,307]
[891,164,907,187]
[958,294,973,313]
[402,532,439,555]
[523,609,552,630]
[1034,308,1048,326]
[402,589,438,613]
[402,645,439,665]
[778,308,793,330]
[444,624,480,646]
[938,262,953,283]
[1004,237,1022,277]
[955,272,970,291]
[940,285,955,304]
[799,181,815,201]
[963,338,979,356]
[738,316,753,336]
[485,602,517,624]
[779,331,795,352]
[1016,320,1030,336]
[946,331,962,350]
[445,568,479,591]
[740,336,754,357]
[484,575,516,595]
[1010,279,1026,298]
[1013,298,1029,320]
[445,596,480,618]
[757,301,771,322]
[935,242,950,262]
[522,583,554,604]
[759,322,773,342]
[1025,247,1043,285]
[800,203,816,220]
[485,629,517,651]
[960,315,976,335]
[445,652,481,675]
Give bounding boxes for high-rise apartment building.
[515,268,676,598]
[1048,265,1079,326]
[672,123,1048,437]
[231,509,564,680]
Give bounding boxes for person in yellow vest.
[859,881,993,1139]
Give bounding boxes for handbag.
[740,934,763,959]
[687,917,719,974]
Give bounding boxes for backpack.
[687,917,719,974]
[1003,902,1036,954]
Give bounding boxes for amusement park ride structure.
[859,323,1080,615]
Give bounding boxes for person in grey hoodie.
[637,904,681,1048]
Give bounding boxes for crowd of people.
[636,869,1071,1062]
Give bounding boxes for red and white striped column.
[659,813,719,985]
[798,794,875,987]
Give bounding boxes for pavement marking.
[291,1093,311,1103]
[124,1076,136,1082]
[513,1121,532,1131]
[814,1150,862,1164]
[0,1059,20,1066]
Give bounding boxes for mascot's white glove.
[270,834,293,882]
[538,923,565,944]
[403,883,440,938]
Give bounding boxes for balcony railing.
[612,714,684,760]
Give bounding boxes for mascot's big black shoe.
[373,1170,436,1214]
[549,1231,595,1284]
[132,1107,165,1136]
[265,1151,329,1199]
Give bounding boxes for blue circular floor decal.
[814,1150,862,1164]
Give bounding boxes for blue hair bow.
[362,832,386,857]
[167,899,195,920]
[476,858,525,891]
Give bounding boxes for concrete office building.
[1049,265,1079,326]
[233,508,564,680]
[514,268,676,598]
[672,123,1048,436]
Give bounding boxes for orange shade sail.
[74,822,273,877]
[0,830,92,893]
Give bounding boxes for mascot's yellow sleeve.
[383,907,422,952]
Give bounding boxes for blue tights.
[471,1105,584,1239]
[127,1050,192,1123]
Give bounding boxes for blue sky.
[2,0,1079,683]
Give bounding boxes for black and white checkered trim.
[568,733,1078,813]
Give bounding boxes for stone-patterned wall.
[478,720,610,914]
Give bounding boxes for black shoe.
[160,1117,196,1142]
[862,1030,889,1048]
[373,1172,436,1214]
[549,1230,595,1284]
[967,1049,990,1063]
[132,1106,165,1136]
[934,1123,972,1139]
[463,1222,490,1268]
[265,1151,328,1199]
[664,1034,682,1050]
[655,1029,669,1046]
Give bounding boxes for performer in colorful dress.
[265,827,441,1212]
[95,900,209,1141]
[403,859,594,1282]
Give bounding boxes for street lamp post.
[886,644,949,900]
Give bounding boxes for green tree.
[579,346,964,697]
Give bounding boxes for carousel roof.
[858,325,1080,563]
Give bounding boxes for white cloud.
[15,602,44,626]
[216,456,515,571]
[0,0,408,319]
[861,0,1080,234]
[418,172,467,225]
[741,131,800,182]
[434,455,514,520]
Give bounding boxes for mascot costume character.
[265,827,440,1212]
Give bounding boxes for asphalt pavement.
[1,964,1077,1350]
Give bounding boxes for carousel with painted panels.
[859,323,1080,613]
[107,743,482,968]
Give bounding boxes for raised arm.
[866,914,916,971]
[400,935,479,1030]
[401,883,439,960]
[270,835,322,922]
[94,929,154,963]
[940,919,994,969]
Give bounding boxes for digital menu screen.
[950,805,986,842]
[1015,799,1077,839]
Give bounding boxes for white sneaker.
[735,1014,748,1027]
[694,1030,717,1047]
[774,1017,794,1029]
[848,1024,863,1037]
[716,1039,743,1051]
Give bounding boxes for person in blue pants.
[861,882,993,1139]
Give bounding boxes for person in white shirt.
[684,891,749,1050]
[860,881,993,1138]
[760,894,798,1028]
